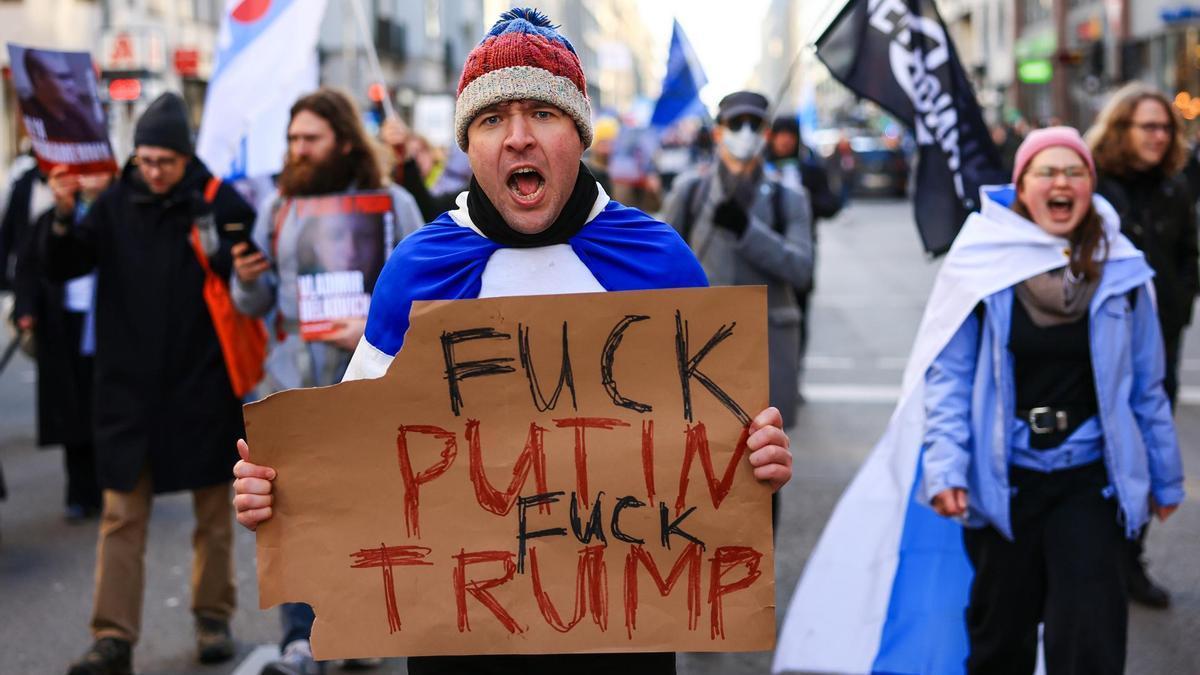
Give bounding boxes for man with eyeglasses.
[662,90,813,433]
[1086,84,1198,610]
[46,92,258,675]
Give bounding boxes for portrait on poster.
[288,192,394,341]
[7,44,117,174]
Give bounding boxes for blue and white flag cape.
[773,187,1142,675]
[362,197,708,360]
[196,0,327,180]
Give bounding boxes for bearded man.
[229,87,422,675]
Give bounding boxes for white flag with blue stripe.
[196,0,327,180]
[770,187,1138,674]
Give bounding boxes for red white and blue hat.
[454,8,593,151]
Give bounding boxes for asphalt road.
[1,198,1197,674]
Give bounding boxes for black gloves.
[712,198,748,237]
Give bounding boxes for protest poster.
[7,44,117,174]
[287,191,394,340]
[244,285,775,659]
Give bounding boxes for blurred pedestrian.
[381,115,466,222]
[52,93,257,675]
[12,166,112,522]
[233,9,793,674]
[923,127,1183,674]
[1085,82,1197,610]
[584,115,618,194]
[832,133,857,204]
[990,123,1022,176]
[231,87,422,675]
[0,150,52,290]
[693,123,715,166]
[768,115,840,399]
[1183,125,1200,204]
[608,125,662,213]
[662,91,813,430]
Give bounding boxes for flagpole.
[803,0,851,47]
[349,0,398,120]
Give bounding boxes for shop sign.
[1161,6,1200,24]
[174,48,200,77]
[1018,59,1054,84]
[100,29,166,74]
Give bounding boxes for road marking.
[803,383,901,404]
[812,294,927,309]
[804,384,1200,407]
[805,355,910,370]
[231,645,281,675]
[804,355,856,369]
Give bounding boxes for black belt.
[1016,403,1096,448]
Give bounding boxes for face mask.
[721,126,763,161]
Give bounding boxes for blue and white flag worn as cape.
[345,187,708,378]
[773,186,1143,675]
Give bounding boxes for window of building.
[1019,0,1051,29]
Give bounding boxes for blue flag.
[650,20,708,129]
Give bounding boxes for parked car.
[848,136,910,198]
[810,129,911,199]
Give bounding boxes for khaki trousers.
[90,470,236,643]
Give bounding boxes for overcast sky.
[636,0,771,109]
[635,0,842,109]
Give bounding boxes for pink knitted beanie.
[1011,126,1096,184]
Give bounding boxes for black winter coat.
[1097,171,1199,338]
[14,207,95,447]
[0,163,43,290]
[44,159,256,493]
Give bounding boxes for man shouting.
[233,9,793,675]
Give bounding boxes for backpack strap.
[770,180,787,236]
[678,169,712,243]
[203,176,222,204]
[270,198,291,262]
[269,197,292,342]
[190,177,224,267]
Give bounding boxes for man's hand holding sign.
[234,286,788,659]
[235,8,793,671]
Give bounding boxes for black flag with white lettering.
[816,0,1006,255]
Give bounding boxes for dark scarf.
[466,162,599,248]
[717,159,764,209]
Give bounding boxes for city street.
[2,198,1198,674]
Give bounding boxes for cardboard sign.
[281,192,393,341]
[245,286,775,659]
[7,44,117,174]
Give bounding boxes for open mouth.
[1047,196,1074,219]
[507,167,545,203]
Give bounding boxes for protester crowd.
[0,6,1194,675]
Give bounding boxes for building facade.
[0,0,224,166]
[317,0,484,147]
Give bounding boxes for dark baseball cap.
[717,91,769,125]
